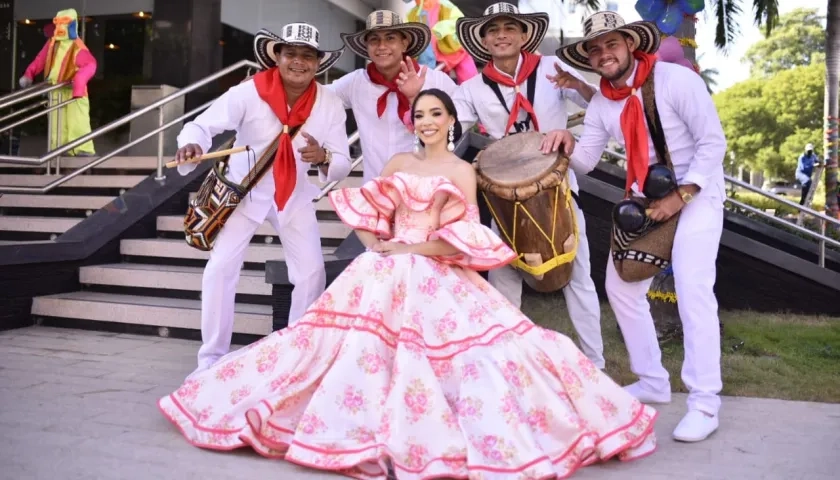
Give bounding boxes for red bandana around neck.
[482,51,542,135]
[253,68,318,211]
[367,58,420,120]
[599,50,657,194]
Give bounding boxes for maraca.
[613,199,649,233]
[614,165,678,233]
[642,164,677,199]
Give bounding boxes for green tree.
[743,8,826,77]
[714,62,824,178]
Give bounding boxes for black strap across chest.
[481,66,539,134]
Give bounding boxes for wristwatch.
[315,148,332,168]
[678,186,694,204]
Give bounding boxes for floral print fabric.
[159,173,658,479]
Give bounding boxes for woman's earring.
[447,125,455,152]
[413,132,420,153]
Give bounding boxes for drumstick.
[164,145,251,168]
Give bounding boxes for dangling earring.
[447,124,455,152]
[413,132,420,153]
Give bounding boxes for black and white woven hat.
[556,11,660,73]
[340,10,431,61]
[253,23,345,75]
[455,2,549,64]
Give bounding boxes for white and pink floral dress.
[158,172,658,479]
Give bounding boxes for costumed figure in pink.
[20,8,96,155]
[406,0,478,84]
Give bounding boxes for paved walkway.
[0,326,837,480]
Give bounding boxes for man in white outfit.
[443,2,605,369]
[557,11,727,443]
[329,10,457,182]
[173,23,353,374]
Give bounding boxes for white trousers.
[488,201,605,368]
[606,196,724,415]
[196,202,326,370]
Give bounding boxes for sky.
[613,0,827,92]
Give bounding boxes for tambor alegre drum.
[474,132,578,292]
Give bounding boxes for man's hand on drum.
[648,190,684,222]
[396,57,427,104]
[540,130,575,156]
[173,143,204,164]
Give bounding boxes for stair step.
[156,215,351,239]
[0,156,158,170]
[0,215,80,233]
[80,263,271,296]
[0,194,115,210]
[31,291,272,335]
[0,174,146,188]
[120,237,335,264]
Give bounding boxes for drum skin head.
[475,132,568,188]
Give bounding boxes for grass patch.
[522,293,840,404]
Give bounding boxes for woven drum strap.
[641,71,674,171]
[227,125,302,193]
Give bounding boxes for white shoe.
[673,410,719,442]
[623,381,672,404]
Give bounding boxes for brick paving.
[0,326,836,479]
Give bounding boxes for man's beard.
[599,56,632,83]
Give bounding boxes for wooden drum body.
[474,132,579,292]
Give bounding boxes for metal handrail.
[0,81,70,111]
[0,59,260,166]
[0,98,77,135]
[726,197,834,267]
[0,99,216,193]
[0,82,47,105]
[0,99,47,125]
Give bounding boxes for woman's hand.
[371,241,414,256]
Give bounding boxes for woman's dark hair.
[410,88,463,148]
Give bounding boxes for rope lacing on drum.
[481,181,580,277]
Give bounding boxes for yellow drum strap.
[482,183,579,276]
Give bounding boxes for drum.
[474,131,578,292]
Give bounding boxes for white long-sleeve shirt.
[327,68,457,182]
[570,61,727,201]
[453,54,594,193]
[176,80,352,223]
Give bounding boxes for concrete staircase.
[5,156,362,336]
[0,156,155,242]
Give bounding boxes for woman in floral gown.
[159,89,658,479]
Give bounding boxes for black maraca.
[642,164,678,199]
[613,165,678,233]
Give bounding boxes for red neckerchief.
[253,68,318,211]
[482,51,542,134]
[366,58,420,119]
[599,51,657,194]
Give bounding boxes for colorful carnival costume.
[159,172,658,479]
[21,8,96,155]
[407,0,478,84]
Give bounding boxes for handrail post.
[55,99,63,175]
[819,219,826,268]
[155,106,165,181]
[45,93,52,175]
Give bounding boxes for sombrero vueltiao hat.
[253,23,345,76]
[556,11,661,73]
[455,2,549,64]
[340,10,431,61]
